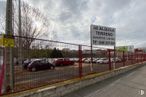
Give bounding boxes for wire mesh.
[13,36,80,92]
[0,35,146,94]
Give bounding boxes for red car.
[53,58,74,66]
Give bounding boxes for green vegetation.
[50,48,63,58]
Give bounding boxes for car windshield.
[29,60,40,66]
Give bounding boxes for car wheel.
[52,66,55,69]
[31,67,36,72]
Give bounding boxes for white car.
[92,58,100,63]
[96,58,106,63]
[111,57,122,63]
[84,58,91,63]
[82,58,87,62]
[73,58,79,62]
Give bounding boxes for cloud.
[0,1,5,33]
[0,1,5,15]
[0,0,146,48]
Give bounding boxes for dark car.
[22,59,31,70]
[53,58,74,66]
[27,59,55,72]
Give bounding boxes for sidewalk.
[63,64,146,97]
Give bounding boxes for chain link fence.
[0,35,146,95]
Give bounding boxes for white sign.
[90,25,116,46]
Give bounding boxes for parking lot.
[13,58,134,92]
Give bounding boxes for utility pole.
[18,0,22,65]
[4,0,14,93]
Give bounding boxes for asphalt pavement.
[13,61,132,92]
[63,64,146,97]
[15,63,108,84]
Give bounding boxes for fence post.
[108,49,111,70]
[138,53,140,63]
[137,53,138,63]
[140,53,142,63]
[130,53,133,65]
[123,51,125,66]
[142,52,144,62]
[78,45,82,78]
[143,54,144,62]
[141,53,143,62]
[134,52,136,64]
[133,53,135,64]
[135,52,137,63]
[131,53,133,64]
[144,53,145,62]
[143,53,144,61]
[144,53,146,61]
[138,53,139,63]
[144,54,145,61]
[0,48,5,95]
[144,54,146,61]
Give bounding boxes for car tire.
[51,66,55,69]
[31,67,36,72]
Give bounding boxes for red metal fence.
[0,35,146,95]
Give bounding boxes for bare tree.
[0,16,5,34]
[14,1,49,49]
[0,1,51,49]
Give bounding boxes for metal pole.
[4,0,13,93]
[143,52,145,62]
[123,51,125,66]
[141,52,143,62]
[135,51,137,63]
[9,47,14,92]
[1,48,6,94]
[9,0,15,92]
[108,49,112,70]
[78,45,82,78]
[113,45,116,69]
[113,29,116,70]
[144,53,146,61]
[90,25,93,72]
[18,0,22,65]
[137,52,138,63]
[131,53,133,64]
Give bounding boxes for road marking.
[37,86,56,92]
[139,89,144,95]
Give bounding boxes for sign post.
[90,25,115,46]
[90,25,93,72]
[90,25,116,70]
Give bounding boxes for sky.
[0,0,146,48]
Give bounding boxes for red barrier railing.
[1,35,146,95]
[0,64,5,95]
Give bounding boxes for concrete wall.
[3,63,145,97]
